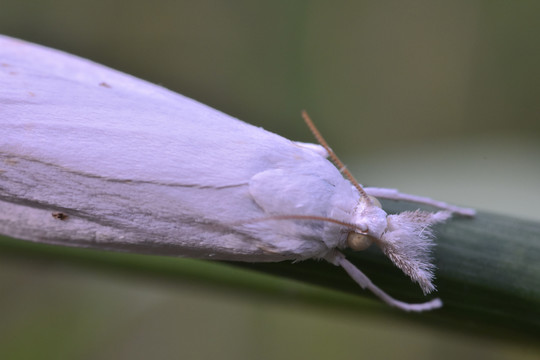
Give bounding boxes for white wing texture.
[0,35,359,261]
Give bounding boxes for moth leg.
[327,252,442,312]
[364,187,475,217]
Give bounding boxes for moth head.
[347,195,386,251]
[347,195,452,294]
[300,111,459,300]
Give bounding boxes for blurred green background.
[1,1,539,359]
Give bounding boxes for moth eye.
[347,232,373,251]
[369,195,382,208]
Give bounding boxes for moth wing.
[292,142,328,158]
[0,35,348,261]
[0,35,288,185]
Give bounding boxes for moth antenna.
[330,252,442,312]
[235,214,368,235]
[301,110,370,201]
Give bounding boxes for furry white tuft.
[379,210,452,294]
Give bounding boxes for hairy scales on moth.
[0,35,475,312]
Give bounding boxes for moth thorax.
[347,232,373,251]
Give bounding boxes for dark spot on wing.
[52,212,68,220]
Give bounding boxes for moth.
[0,35,475,311]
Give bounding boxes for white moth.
[0,35,475,311]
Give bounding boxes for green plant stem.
[1,200,539,342]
